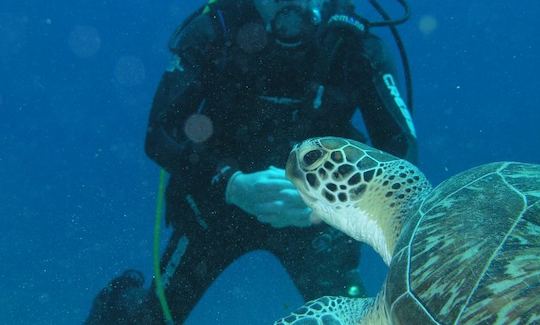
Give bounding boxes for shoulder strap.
[167,5,207,52]
[168,0,258,53]
[167,1,227,52]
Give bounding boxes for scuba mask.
[258,0,324,48]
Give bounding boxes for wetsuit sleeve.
[356,34,418,164]
[145,14,238,201]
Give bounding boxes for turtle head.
[286,137,431,264]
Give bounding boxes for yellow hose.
[153,168,174,324]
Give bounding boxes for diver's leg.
[269,225,365,302]
[141,182,265,325]
[142,223,249,324]
[85,196,251,324]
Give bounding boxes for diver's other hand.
[226,166,313,228]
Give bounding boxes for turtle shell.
[385,162,540,324]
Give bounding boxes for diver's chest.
[206,47,351,129]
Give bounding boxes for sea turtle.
[276,136,540,324]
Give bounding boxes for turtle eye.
[303,149,323,167]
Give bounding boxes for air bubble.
[419,15,438,36]
[184,114,214,143]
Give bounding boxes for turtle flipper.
[274,296,375,325]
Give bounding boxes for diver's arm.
[356,34,418,164]
[145,14,238,197]
[145,66,201,175]
[145,13,209,176]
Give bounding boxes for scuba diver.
[85,0,418,323]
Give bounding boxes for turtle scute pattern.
[387,162,540,324]
[274,296,375,325]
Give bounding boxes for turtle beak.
[286,148,319,206]
[286,150,301,184]
[286,148,308,191]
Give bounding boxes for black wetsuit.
[86,1,417,324]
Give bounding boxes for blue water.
[1,0,539,324]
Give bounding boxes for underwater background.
[1,0,539,324]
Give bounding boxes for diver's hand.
[226,166,313,228]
